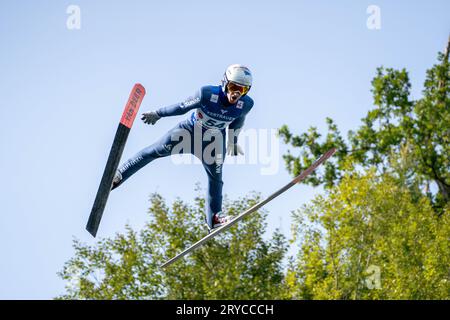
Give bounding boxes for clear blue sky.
[0,0,448,299]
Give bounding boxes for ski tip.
[134,83,146,95]
[120,83,147,128]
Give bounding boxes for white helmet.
[222,64,253,94]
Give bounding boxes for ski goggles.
[226,82,250,95]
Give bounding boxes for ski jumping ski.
[161,147,337,268]
[86,83,146,237]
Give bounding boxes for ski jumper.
[116,85,254,227]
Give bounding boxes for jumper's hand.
[141,111,161,125]
[227,141,244,156]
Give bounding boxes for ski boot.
[205,212,231,233]
[111,170,123,191]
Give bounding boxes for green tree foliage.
[58,192,288,299]
[278,44,450,210]
[276,40,450,300]
[287,171,450,299]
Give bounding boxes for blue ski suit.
[116,85,254,227]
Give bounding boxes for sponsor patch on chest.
[210,94,219,103]
[237,101,244,109]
